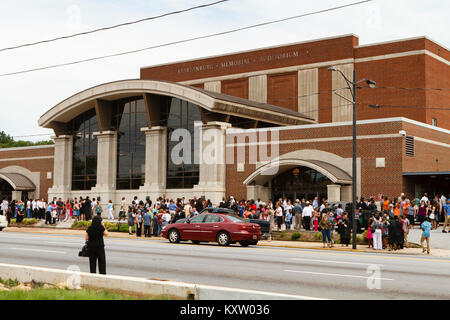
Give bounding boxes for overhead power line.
[0,0,230,53]
[0,0,373,78]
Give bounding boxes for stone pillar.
[247,185,271,203]
[195,122,231,205]
[140,126,167,194]
[11,191,22,201]
[327,184,342,202]
[91,131,117,204]
[340,185,352,203]
[48,135,73,200]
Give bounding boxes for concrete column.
[92,131,117,192]
[204,81,221,93]
[246,185,271,203]
[140,126,167,193]
[341,185,352,203]
[48,135,73,200]
[249,75,267,103]
[298,68,318,121]
[194,122,231,205]
[11,191,22,201]
[332,63,354,122]
[327,184,342,202]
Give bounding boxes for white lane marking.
[9,247,67,254]
[291,258,384,266]
[41,241,80,246]
[284,270,394,281]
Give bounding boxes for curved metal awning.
[38,79,316,129]
[244,159,352,186]
[0,173,36,191]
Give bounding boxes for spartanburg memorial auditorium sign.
[177,50,300,75]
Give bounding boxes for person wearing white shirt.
[38,199,46,220]
[421,193,429,204]
[1,199,7,215]
[302,202,313,231]
[275,204,283,231]
[32,199,38,219]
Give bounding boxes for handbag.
[429,213,435,220]
[78,241,90,257]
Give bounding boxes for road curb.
[0,263,322,300]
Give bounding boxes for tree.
[0,131,14,145]
[0,131,54,149]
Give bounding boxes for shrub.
[362,230,368,239]
[10,219,16,224]
[314,232,323,241]
[22,218,37,225]
[71,221,91,230]
[291,232,301,241]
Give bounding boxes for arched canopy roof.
[244,159,352,186]
[38,79,315,129]
[0,173,36,191]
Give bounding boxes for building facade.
[0,34,448,209]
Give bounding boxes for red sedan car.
[161,213,262,247]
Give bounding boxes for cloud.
[0,0,448,140]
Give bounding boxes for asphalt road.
[0,231,449,300]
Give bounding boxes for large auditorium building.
[0,34,449,207]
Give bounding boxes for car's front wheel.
[249,240,258,246]
[217,231,231,246]
[0,228,3,232]
[168,229,180,243]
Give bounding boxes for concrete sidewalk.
[4,226,450,258]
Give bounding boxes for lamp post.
[328,67,376,249]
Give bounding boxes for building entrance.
[0,179,13,201]
[271,166,331,202]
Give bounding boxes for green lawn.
[0,287,171,300]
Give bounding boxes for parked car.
[0,215,8,231]
[200,207,271,235]
[161,213,262,247]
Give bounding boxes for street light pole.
[328,67,376,250]
[351,69,358,250]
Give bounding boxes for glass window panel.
[70,108,98,190]
[112,97,146,190]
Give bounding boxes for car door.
[182,214,206,240]
[202,214,224,241]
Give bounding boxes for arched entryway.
[271,166,331,202]
[244,158,353,203]
[0,173,36,201]
[0,178,13,201]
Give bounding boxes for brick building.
[0,34,448,206]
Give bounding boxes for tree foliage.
[0,131,54,149]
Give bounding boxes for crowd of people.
[1,192,449,253]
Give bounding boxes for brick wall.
[225,120,448,201]
[0,146,54,201]
[140,35,449,130]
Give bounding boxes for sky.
[0,0,448,141]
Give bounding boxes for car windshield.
[226,215,246,223]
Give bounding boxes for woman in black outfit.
[338,213,352,247]
[86,216,108,274]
